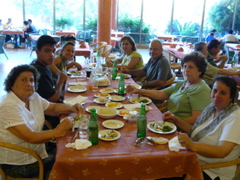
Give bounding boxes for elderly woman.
[108,35,144,70]
[127,51,211,125]
[0,65,82,179]
[164,75,240,180]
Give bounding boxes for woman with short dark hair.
[126,51,211,125]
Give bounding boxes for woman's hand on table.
[70,103,85,115]
[55,117,72,138]
[126,84,138,94]
[163,112,180,124]
[178,132,195,150]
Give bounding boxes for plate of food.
[67,70,83,77]
[113,89,126,94]
[98,130,121,141]
[129,96,152,104]
[105,102,123,109]
[93,97,111,104]
[102,120,124,129]
[110,95,125,101]
[117,73,131,79]
[94,92,110,98]
[67,85,87,93]
[125,83,142,89]
[147,121,176,134]
[100,88,115,94]
[117,109,138,116]
[85,106,101,113]
[98,78,111,87]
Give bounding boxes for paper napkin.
[66,139,92,150]
[63,95,88,106]
[168,136,186,152]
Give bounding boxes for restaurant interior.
[1,0,240,180]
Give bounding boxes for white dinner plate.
[85,106,101,113]
[67,85,87,93]
[94,92,111,98]
[147,121,177,134]
[98,130,121,141]
[129,96,152,105]
[67,70,82,76]
[105,102,123,109]
[100,88,115,94]
[117,109,138,116]
[93,97,111,104]
[125,83,142,89]
[117,73,131,79]
[98,78,111,87]
[102,120,124,129]
[110,95,125,101]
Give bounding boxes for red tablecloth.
[55,31,76,36]
[49,75,203,180]
[0,30,23,35]
[74,43,91,57]
[163,45,191,59]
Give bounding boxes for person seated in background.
[222,30,238,43]
[55,35,76,55]
[205,30,216,43]
[3,18,13,42]
[49,41,82,79]
[126,51,211,125]
[107,36,144,70]
[207,39,227,68]
[19,20,33,48]
[0,64,83,179]
[164,75,240,180]
[122,39,172,89]
[31,35,68,128]
[27,19,37,33]
[194,42,240,86]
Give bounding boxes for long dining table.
[49,71,204,180]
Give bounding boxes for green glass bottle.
[112,61,118,80]
[88,108,99,145]
[137,104,147,138]
[118,73,125,96]
[232,54,236,68]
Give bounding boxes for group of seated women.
[0,34,239,180]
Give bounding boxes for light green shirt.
[204,62,220,85]
[163,80,211,120]
[121,51,144,69]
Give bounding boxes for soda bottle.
[118,73,125,96]
[88,108,99,145]
[137,104,147,138]
[112,61,118,80]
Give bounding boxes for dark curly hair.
[212,75,238,103]
[4,65,40,92]
[181,51,207,78]
[120,36,137,51]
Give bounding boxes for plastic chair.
[0,141,44,180]
[0,35,8,59]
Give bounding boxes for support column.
[111,0,117,30]
[97,0,112,44]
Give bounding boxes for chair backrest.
[162,49,177,63]
[101,45,112,59]
[0,141,44,180]
[90,41,107,54]
[0,35,6,53]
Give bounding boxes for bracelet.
[50,130,56,141]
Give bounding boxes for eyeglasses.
[149,48,160,52]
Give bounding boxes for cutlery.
[146,136,156,145]
[71,128,80,143]
[134,137,145,146]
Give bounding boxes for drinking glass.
[79,115,90,139]
[92,77,98,92]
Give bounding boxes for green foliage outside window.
[56,17,73,30]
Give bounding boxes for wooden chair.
[163,49,181,75]
[0,35,8,59]
[150,72,178,90]
[201,158,240,180]
[0,141,44,180]
[89,41,107,53]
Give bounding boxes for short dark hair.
[181,51,207,78]
[120,36,137,51]
[60,41,75,55]
[211,29,216,33]
[4,65,40,92]
[194,42,206,52]
[212,75,237,103]
[37,35,56,50]
[23,21,28,25]
[207,39,220,50]
[28,19,32,23]
[228,30,233,34]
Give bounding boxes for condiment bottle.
[112,61,118,80]
[88,108,99,145]
[137,104,147,138]
[118,73,125,96]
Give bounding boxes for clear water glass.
[79,115,90,139]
